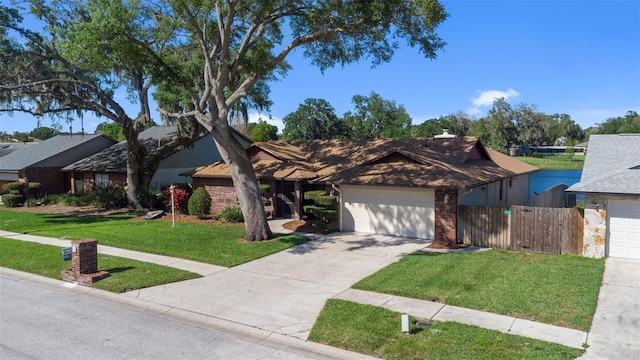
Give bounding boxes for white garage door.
[608,200,640,260]
[341,185,435,239]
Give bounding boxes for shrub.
[93,185,127,209]
[1,194,23,207]
[59,193,95,207]
[259,184,271,197]
[188,187,211,219]
[2,182,24,194]
[219,206,244,223]
[164,185,192,214]
[26,182,41,199]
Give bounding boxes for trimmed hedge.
[1,194,23,207]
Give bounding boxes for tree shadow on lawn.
[102,266,135,274]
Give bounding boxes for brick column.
[435,189,458,247]
[61,239,109,285]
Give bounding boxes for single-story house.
[184,133,538,245]
[62,126,251,193]
[0,134,117,195]
[567,134,640,260]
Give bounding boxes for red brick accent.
[435,189,458,246]
[24,167,70,195]
[194,178,239,214]
[61,239,109,286]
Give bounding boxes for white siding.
[607,199,640,260]
[341,185,435,239]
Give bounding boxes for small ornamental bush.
[188,187,211,219]
[2,182,24,194]
[219,206,244,223]
[164,185,192,214]
[1,194,23,207]
[93,185,127,209]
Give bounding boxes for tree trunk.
[125,142,147,209]
[122,119,147,210]
[210,125,272,241]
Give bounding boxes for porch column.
[435,189,458,247]
[294,180,302,220]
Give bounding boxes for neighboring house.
[184,134,538,246]
[63,126,251,193]
[567,134,640,260]
[0,134,117,195]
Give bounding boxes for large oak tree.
[3,0,448,241]
[0,2,203,209]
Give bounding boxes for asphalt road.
[0,275,321,360]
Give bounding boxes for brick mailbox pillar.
[61,239,109,285]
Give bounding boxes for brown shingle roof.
[186,137,538,188]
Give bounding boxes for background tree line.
[249,93,639,153]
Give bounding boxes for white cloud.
[248,112,285,134]
[466,88,520,117]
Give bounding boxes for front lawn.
[309,300,583,360]
[0,209,308,267]
[353,249,604,331]
[0,238,200,293]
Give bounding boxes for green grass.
[0,238,200,293]
[516,155,584,169]
[309,300,584,360]
[353,249,604,331]
[0,210,308,267]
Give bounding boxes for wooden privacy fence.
[458,205,584,255]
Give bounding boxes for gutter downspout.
[331,184,342,231]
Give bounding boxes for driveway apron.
[121,232,430,339]
[580,258,640,359]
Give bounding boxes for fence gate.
[509,206,583,254]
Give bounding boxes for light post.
[170,184,176,227]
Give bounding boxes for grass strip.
[309,300,584,360]
[0,210,308,267]
[515,155,584,169]
[0,238,200,293]
[353,249,604,331]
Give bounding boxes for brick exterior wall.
[194,177,239,214]
[24,167,71,195]
[78,172,127,193]
[435,189,458,246]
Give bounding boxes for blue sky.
[2,0,639,135]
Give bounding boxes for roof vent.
[434,129,457,139]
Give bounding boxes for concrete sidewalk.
[1,226,595,351]
[336,289,587,349]
[578,258,640,359]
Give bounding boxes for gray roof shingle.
[0,134,107,171]
[567,134,640,195]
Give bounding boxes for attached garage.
[340,185,435,239]
[607,199,640,260]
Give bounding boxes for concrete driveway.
[580,258,640,359]
[122,232,430,339]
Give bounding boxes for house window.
[95,173,109,188]
[499,180,503,201]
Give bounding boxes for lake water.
[530,169,582,197]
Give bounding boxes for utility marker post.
[170,184,176,228]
